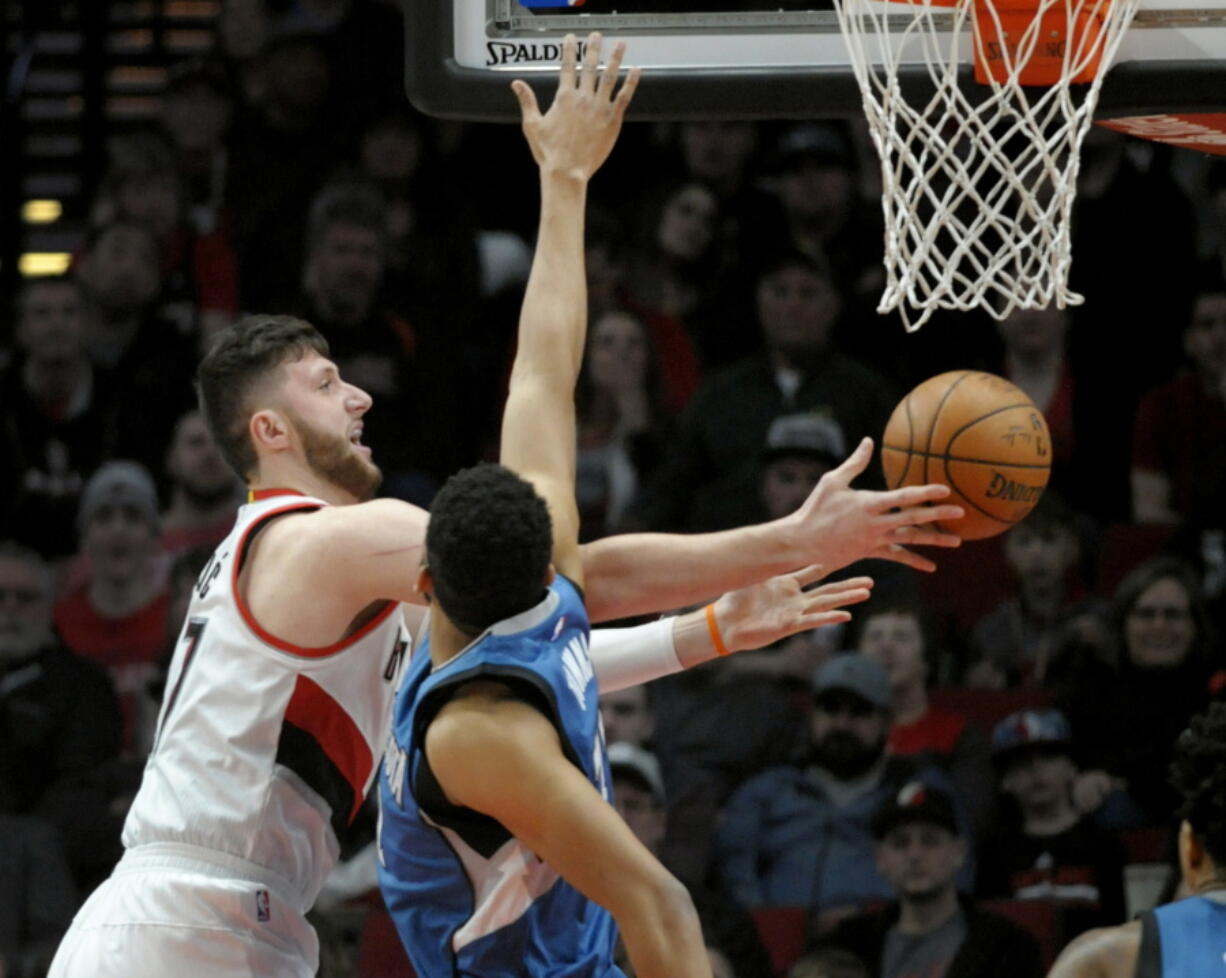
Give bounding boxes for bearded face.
[290,409,382,502]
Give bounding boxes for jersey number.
[153,617,207,752]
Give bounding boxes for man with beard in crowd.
[717,654,962,931]
[159,407,246,558]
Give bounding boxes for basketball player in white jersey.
[48,35,964,978]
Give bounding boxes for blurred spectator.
[966,494,1105,689]
[0,276,115,560]
[854,601,995,841]
[1059,556,1218,828]
[622,178,724,407]
[821,783,1041,978]
[159,408,245,559]
[629,250,895,532]
[599,685,656,750]
[296,179,467,499]
[767,123,883,314]
[716,655,960,927]
[977,710,1127,933]
[0,814,77,978]
[608,741,667,855]
[586,205,632,320]
[576,308,672,539]
[159,58,235,234]
[1131,274,1226,528]
[214,0,272,105]
[791,945,872,978]
[54,462,171,756]
[758,412,842,522]
[0,541,124,892]
[74,218,199,474]
[95,131,240,341]
[227,31,343,311]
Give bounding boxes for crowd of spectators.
[2,1,1225,976]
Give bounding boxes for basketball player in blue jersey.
[1046,702,1226,978]
[375,35,956,978]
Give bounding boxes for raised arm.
[499,34,639,589]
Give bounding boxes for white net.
[831,0,1141,330]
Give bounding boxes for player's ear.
[415,565,434,600]
[1179,819,1205,877]
[543,565,557,586]
[250,408,291,454]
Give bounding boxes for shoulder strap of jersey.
[1135,910,1162,978]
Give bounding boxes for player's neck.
[249,460,359,507]
[428,612,480,669]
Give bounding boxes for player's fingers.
[830,436,873,485]
[870,482,953,511]
[579,32,602,93]
[597,39,626,100]
[794,610,854,632]
[558,33,578,89]
[510,80,540,124]
[888,526,962,549]
[790,564,828,588]
[881,503,964,528]
[806,586,873,612]
[803,574,874,597]
[873,544,938,573]
[612,65,641,119]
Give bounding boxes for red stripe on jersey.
[248,488,308,502]
[284,674,373,822]
[233,502,399,658]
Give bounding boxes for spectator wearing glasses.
[1059,556,1219,828]
[716,654,960,929]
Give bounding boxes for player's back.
[1136,893,1226,978]
[123,489,411,907]
[378,575,624,978]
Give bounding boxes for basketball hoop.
[831,0,1141,330]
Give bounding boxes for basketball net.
[831,0,1140,330]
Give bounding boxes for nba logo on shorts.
[255,888,270,923]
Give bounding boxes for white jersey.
[122,489,411,911]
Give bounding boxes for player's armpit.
[425,688,712,978]
[1046,923,1140,978]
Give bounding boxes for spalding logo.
[984,472,1044,503]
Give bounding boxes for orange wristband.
[705,603,732,657]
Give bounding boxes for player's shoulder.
[1048,921,1141,978]
[259,497,427,559]
[427,682,557,767]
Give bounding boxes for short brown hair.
[196,314,328,480]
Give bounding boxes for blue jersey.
[377,576,624,978]
[1137,894,1226,978]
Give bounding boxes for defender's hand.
[713,567,874,654]
[790,437,964,574]
[511,33,640,182]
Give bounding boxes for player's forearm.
[581,518,804,622]
[588,609,730,693]
[615,876,712,978]
[512,172,588,380]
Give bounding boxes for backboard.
[404,0,1226,133]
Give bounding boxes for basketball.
[881,371,1052,540]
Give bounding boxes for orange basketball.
[881,371,1052,540]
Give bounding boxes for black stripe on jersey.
[1136,910,1162,978]
[276,721,356,843]
[413,665,580,860]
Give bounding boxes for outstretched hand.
[511,33,640,182]
[790,437,964,574]
[714,566,874,654]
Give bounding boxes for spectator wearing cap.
[627,249,896,533]
[976,709,1126,934]
[716,654,960,927]
[820,782,1041,978]
[759,412,843,522]
[768,123,884,325]
[608,741,668,855]
[0,541,124,893]
[853,599,996,843]
[54,461,172,756]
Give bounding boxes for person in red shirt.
[855,601,995,841]
[54,461,170,756]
